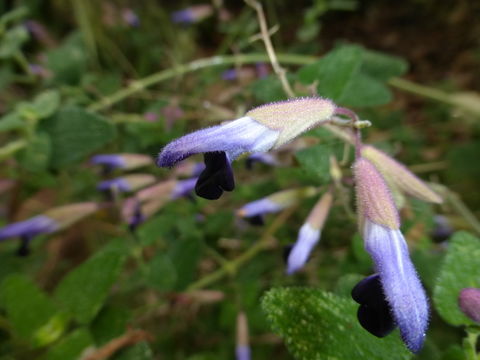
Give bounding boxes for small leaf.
[0,112,23,132]
[17,132,51,172]
[297,45,363,101]
[113,342,154,360]
[54,242,127,324]
[42,106,116,168]
[0,26,29,59]
[433,231,480,326]
[262,287,411,360]
[338,72,392,107]
[44,328,93,360]
[91,306,131,345]
[295,144,341,183]
[145,253,177,291]
[32,89,61,119]
[250,74,293,103]
[0,274,66,346]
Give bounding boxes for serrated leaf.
[54,243,127,324]
[433,231,480,326]
[0,274,66,346]
[42,106,116,168]
[262,287,411,360]
[44,328,93,360]
[17,132,51,171]
[297,45,363,101]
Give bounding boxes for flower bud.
[458,288,480,323]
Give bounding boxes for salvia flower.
[91,153,153,171]
[0,203,99,255]
[97,174,156,193]
[171,5,213,24]
[245,153,280,169]
[286,191,333,274]
[236,312,251,360]
[458,288,480,323]
[236,187,319,225]
[122,8,140,27]
[353,157,429,353]
[361,145,442,204]
[157,97,337,199]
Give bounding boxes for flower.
[353,158,429,353]
[286,191,333,274]
[236,312,251,360]
[91,153,153,171]
[97,174,156,193]
[236,187,319,225]
[458,288,480,323]
[245,153,280,169]
[122,8,140,27]
[171,5,214,24]
[157,97,337,199]
[0,203,99,255]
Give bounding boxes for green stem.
[388,77,455,105]
[463,327,479,360]
[186,206,296,291]
[0,139,27,160]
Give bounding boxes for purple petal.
[171,177,197,199]
[157,117,279,167]
[364,220,429,353]
[171,9,195,24]
[237,198,282,218]
[97,178,131,192]
[286,223,320,274]
[0,215,58,241]
[245,152,279,169]
[235,345,251,360]
[458,288,480,323]
[91,154,126,168]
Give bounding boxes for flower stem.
[463,327,479,360]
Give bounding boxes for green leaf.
[338,72,392,107]
[297,45,363,101]
[31,89,61,119]
[17,132,51,172]
[0,7,28,27]
[250,74,292,103]
[44,328,93,360]
[54,243,127,324]
[145,253,177,291]
[433,231,480,326]
[0,112,23,132]
[0,274,67,346]
[91,306,131,345]
[361,49,408,81]
[295,144,340,183]
[0,26,29,59]
[112,342,154,360]
[42,106,116,168]
[262,287,411,360]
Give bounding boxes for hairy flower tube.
[91,153,153,171]
[353,157,429,353]
[286,190,333,274]
[157,97,338,199]
[97,174,156,193]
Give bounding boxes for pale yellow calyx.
[362,145,442,204]
[245,97,336,148]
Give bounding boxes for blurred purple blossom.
[122,8,140,27]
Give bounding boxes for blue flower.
[91,153,152,172]
[0,215,59,241]
[354,158,429,353]
[157,97,337,200]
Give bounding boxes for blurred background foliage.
[0,0,479,359]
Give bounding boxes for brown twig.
[82,329,153,360]
[244,0,295,98]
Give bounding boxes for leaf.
[17,132,51,172]
[0,26,29,59]
[433,231,480,326]
[112,342,154,360]
[262,287,412,360]
[54,242,127,324]
[250,74,293,103]
[338,72,392,107]
[44,328,93,360]
[0,274,67,346]
[361,49,408,81]
[42,106,116,168]
[0,112,23,132]
[297,45,363,101]
[145,253,177,291]
[91,306,131,345]
[295,144,341,183]
[31,89,61,119]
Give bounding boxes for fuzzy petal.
[157,116,279,167]
[0,215,58,241]
[286,223,320,274]
[364,220,429,353]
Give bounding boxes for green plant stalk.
[463,328,479,360]
[0,139,27,160]
[186,206,297,291]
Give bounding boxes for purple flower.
[171,5,213,24]
[91,153,153,171]
[157,98,337,199]
[236,345,251,360]
[236,312,251,360]
[458,288,480,323]
[222,69,238,81]
[97,178,131,192]
[122,8,140,27]
[286,191,332,274]
[0,215,58,241]
[97,174,156,194]
[245,153,279,169]
[354,158,429,353]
